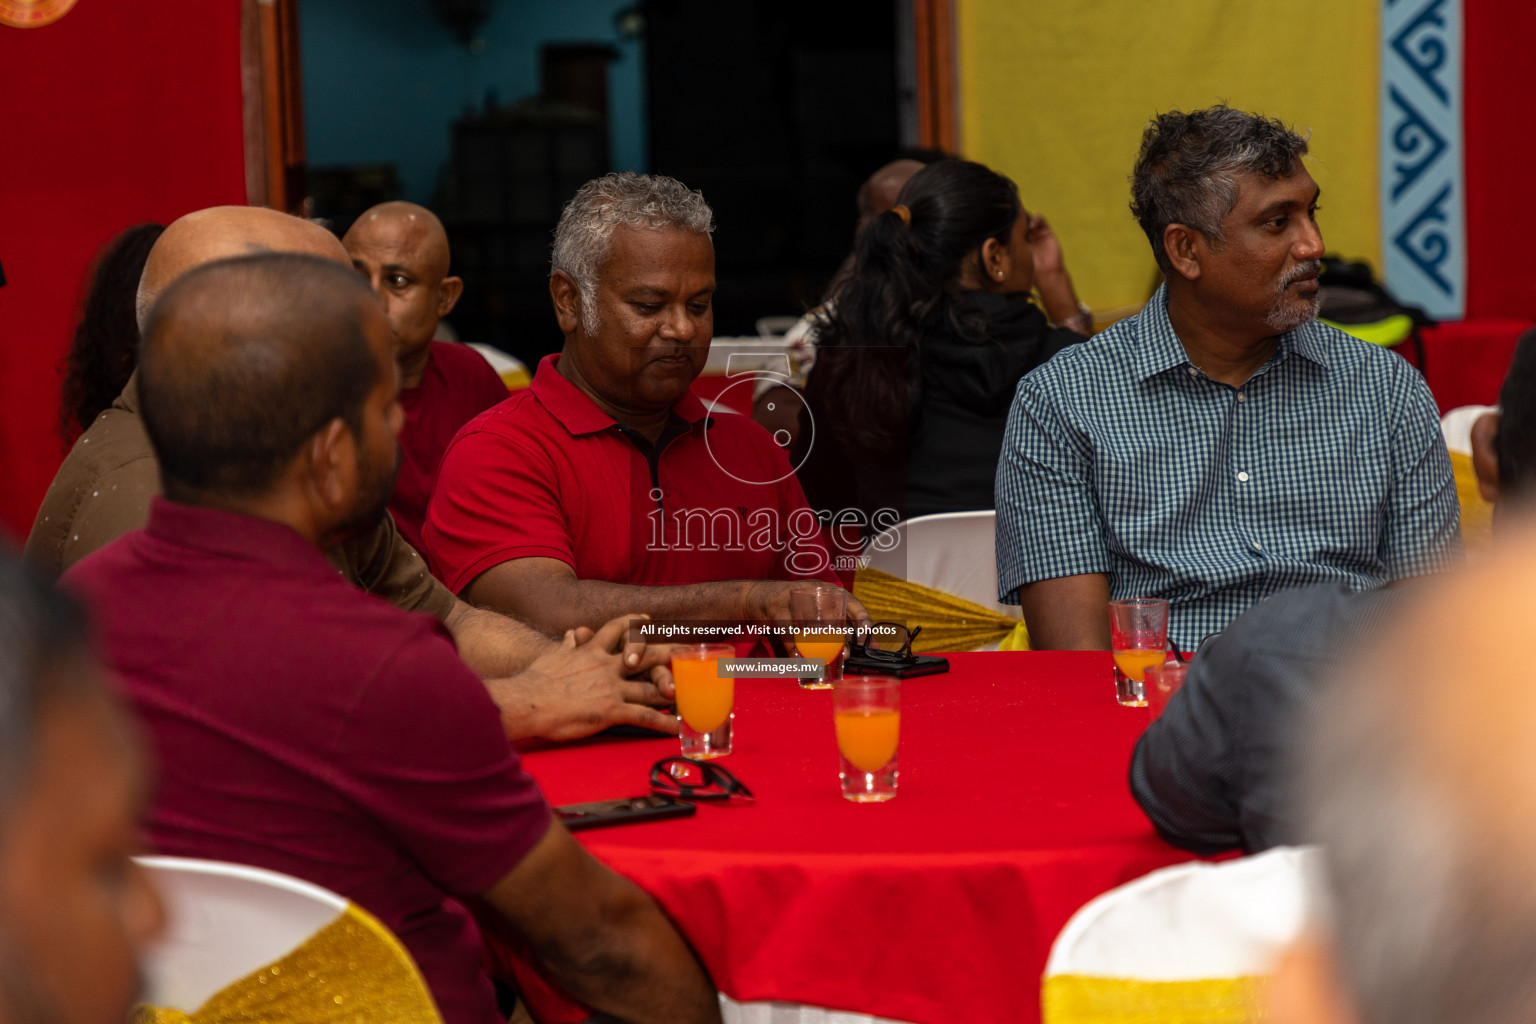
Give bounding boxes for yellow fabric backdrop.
[957,0,1380,316]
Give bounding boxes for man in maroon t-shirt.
[424,172,867,636]
[64,254,719,1024]
[343,202,511,551]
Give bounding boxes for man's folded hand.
[488,614,680,742]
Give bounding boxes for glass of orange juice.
[1108,598,1169,707]
[671,644,736,759]
[833,675,900,802]
[790,585,848,690]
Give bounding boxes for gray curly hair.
[1130,105,1310,274]
[551,172,715,335]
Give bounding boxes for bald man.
[1268,522,1536,1024]
[856,158,926,232]
[343,202,509,550]
[26,206,678,742]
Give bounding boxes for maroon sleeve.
[436,341,513,417]
[468,347,515,407]
[422,422,576,594]
[334,623,552,896]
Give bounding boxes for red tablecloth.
[515,651,1195,1024]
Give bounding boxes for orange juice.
[1112,649,1166,682]
[672,657,734,734]
[835,708,900,772]
[795,629,845,663]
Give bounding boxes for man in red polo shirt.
[424,172,865,634]
[63,254,720,1024]
[343,202,511,552]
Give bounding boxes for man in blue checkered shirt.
[995,106,1460,651]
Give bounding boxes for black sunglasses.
[850,621,922,662]
[650,758,755,803]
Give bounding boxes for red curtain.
[1463,1,1536,321]
[0,0,247,541]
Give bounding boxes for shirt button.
[1187,367,1198,376]
[1237,392,1247,403]
[1237,471,1250,482]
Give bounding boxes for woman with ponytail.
[793,159,1089,526]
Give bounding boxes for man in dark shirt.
[1130,582,1402,852]
[63,253,719,1024]
[1134,326,1536,854]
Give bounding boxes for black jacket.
[795,291,1082,525]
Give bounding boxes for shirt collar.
[1277,318,1333,369]
[1131,285,1195,382]
[1132,284,1333,381]
[144,497,341,579]
[529,353,711,437]
[116,370,141,413]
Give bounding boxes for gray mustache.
[1280,260,1323,290]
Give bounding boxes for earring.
[996,271,1004,279]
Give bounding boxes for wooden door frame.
[241,0,306,213]
[913,0,958,153]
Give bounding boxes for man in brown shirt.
[25,206,677,742]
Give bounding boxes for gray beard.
[1265,260,1323,333]
[1265,291,1320,333]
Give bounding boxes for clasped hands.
[488,614,679,742]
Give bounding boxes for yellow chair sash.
[1449,450,1492,547]
[1043,974,1266,1024]
[133,903,442,1024]
[853,566,1029,652]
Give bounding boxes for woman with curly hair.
[58,223,165,443]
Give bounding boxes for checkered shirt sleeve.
[994,373,1111,603]
[1379,357,1461,577]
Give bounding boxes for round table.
[515,651,1195,1024]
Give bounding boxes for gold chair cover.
[1042,974,1266,1024]
[852,566,1029,653]
[1450,450,1492,546]
[133,903,442,1024]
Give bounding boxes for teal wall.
[299,0,647,203]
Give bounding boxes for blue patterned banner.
[1381,0,1464,319]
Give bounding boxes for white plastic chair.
[465,341,530,390]
[1042,846,1316,1024]
[862,510,1012,617]
[722,996,914,1024]
[137,856,441,1021]
[1440,404,1495,546]
[857,510,1020,652]
[1441,403,1494,455]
